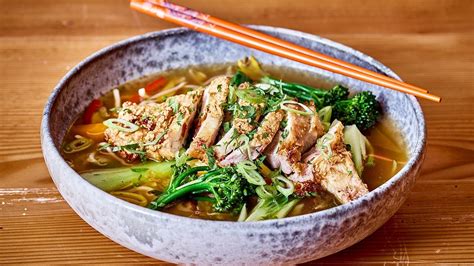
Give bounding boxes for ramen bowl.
[41,26,425,264]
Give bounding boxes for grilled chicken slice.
[214,83,265,160]
[104,89,203,161]
[219,110,284,166]
[264,103,312,174]
[187,77,230,160]
[104,101,174,162]
[155,89,203,159]
[289,120,369,203]
[302,102,325,152]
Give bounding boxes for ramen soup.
[61,57,407,221]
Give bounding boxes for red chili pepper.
[128,94,141,103]
[145,77,167,94]
[82,99,102,124]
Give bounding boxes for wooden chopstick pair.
[130,0,441,102]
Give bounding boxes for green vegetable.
[318,106,333,131]
[149,165,253,213]
[231,104,257,120]
[255,83,287,114]
[205,147,216,168]
[274,175,295,197]
[167,98,180,114]
[280,100,314,116]
[235,88,265,104]
[63,137,93,153]
[109,143,147,162]
[81,161,175,192]
[333,91,381,131]
[255,185,277,199]
[236,160,266,185]
[230,70,252,87]
[245,194,300,221]
[261,76,349,107]
[103,118,139,133]
[237,203,248,222]
[222,121,231,133]
[343,125,369,175]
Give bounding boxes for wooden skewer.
[149,0,428,94]
[130,0,441,102]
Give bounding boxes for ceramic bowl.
[41,26,425,264]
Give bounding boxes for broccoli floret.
[260,76,349,107]
[332,91,381,131]
[148,165,252,213]
[322,85,350,106]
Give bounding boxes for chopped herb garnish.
[144,130,167,146]
[111,143,147,162]
[246,129,257,140]
[176,112,184,125]
[223,121,231,133]
[237,105,257,119]
[230,70,251,86]
[168,98,180,114]
[98,143,111,151]
[205,146,216,168]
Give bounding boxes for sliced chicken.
[302,102,325,152]
[219,110,284,166]
[214,83,265,160]
[265,103,312,174]
[104,89,203,161]
[289,120,369,203]
[104,101,174,162]
[187,77,230,160]
[213,127,242,161]
[154,89,203,159]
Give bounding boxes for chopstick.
[130,0,441,102]
[149,0,428,95]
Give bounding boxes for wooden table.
[1,0,473,263]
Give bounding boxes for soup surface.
[62,60,408,221]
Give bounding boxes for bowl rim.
[41,25,426,228]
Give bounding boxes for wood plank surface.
[1,0,473,264]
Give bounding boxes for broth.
[61,63,408,221]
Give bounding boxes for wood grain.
[1,0,473,263]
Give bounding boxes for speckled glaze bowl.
[41,26,425,264]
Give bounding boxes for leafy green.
[245,194,300,221]
[81,161,175,192]
[343,125,368,175]
[318,106,333,131]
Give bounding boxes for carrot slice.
[145,77,167,94]
[71,123,107,142]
